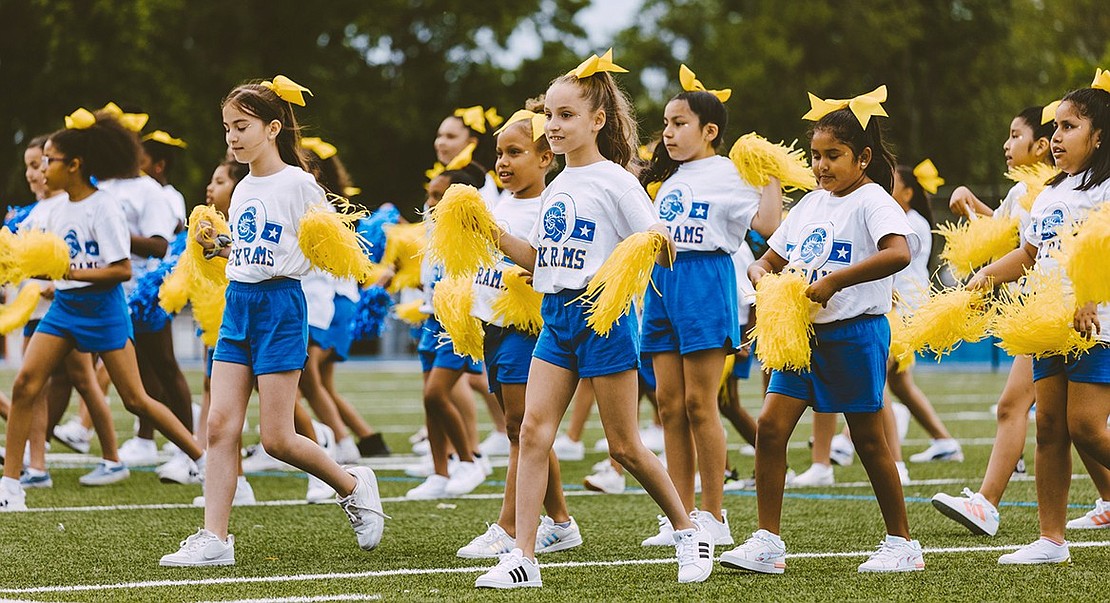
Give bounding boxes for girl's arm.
[747,248,788,288]
[949,186,993,219]
[966,242,1037,290]
[749,177,783,238]
[131,234,169,259]
[195,221,231,259]
[67,258,132,284]
[496,228,537,273]
[806,233,910,307]
[649,223,676,267]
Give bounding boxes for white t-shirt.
[1023,171,1110,343]
[893,209,933,310]
[302,269,336,329]
[528,161,658,294]
[226,166,323,283]
[44,190,131,291]
[163,184,187,230]
[655,155,761,253]
[996,181,1033,246]
[335,277,360,303]
[98,176,178,284]
[472,196,542,325]
[731,243,756,326]
[767,183,920,324]
[480,173,501,210]
[22,193,68,319]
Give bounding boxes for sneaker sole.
[719,556,784,574]
[678,563,713,583]
[931,498,995,536]
[54,438,91,455]
[536,534,583,554]
[583,479,624,495]
[159,557,235,567]
[475,578,542,589]
[998,556,1071,566]
[79,475,130,487]
[858,563,925,573]
[910,453,964,463]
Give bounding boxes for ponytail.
[550,71,638,167]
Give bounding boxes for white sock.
[1,476,22,493]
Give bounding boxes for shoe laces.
[960,487,977,500]
[674,532,700,565]
[339,496,390,526]
[477,523,506,545]
[178,529,217,551]
[494,550,526,571]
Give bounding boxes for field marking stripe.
[3,540,1109,595]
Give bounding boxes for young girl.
[932,105,1110,535]
[969,84,1110,564]
[160,78,384,565]
[719,90,925,574]
[457,106,582,559]
[0,111,204,512]
[637,75,782,547]
[475,52,714,589]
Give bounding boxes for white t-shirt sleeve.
[613,185,659,239]
[864,196,920,258]
[93,197,132,265]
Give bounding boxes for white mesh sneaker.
[692,509,734,546]
[79,461,130,486]
[788,463,834,487]
[584,463,625,494]
[642,514,675,546]
[1066,498,1110,529]
[307,473,336,504]
[478,431,511,457]
[674,526,714,583]
[998,537,1070,565]
[157,452,202,485]
[159,529,234,567]
[552,434,585,461]
[405,474,450,500]
[535,516,582,554]
[719,529,786,574]
[909,438,964,463]
[444,461,486,496]
[242,444,290,472]
[931,488,1000,536]
[857,535,925,572]
[337,466,388,551]
[335,436,361,464]
[0,483,27,512]
[192,477,257,507]
[118,437,159,466]
[457,523,516,559]
[53,419,92,454]
[830,434,855,466]
[474,548,542,589]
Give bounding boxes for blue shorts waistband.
[55,283,120,298]
[548,287,588,301]
[813,313,884,332]
[673,249,729,261]
[228,278,300,292]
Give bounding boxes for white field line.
[195,596,380,603]
[3,541,1109,595]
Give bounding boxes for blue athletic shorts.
[484,324,538,392]
[1032,344,1110,384]
[418,315,482,374]
[639,353,656,390]
[23,319,40,339]
[37,284,133,354]
[326,297,357,361]
[213,279,308,376]
[732,342,755,380]
[641,251,740,355]
[532,288,640,379]
[767,314,889,413]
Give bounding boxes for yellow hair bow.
[142,130,188,149]
[342,186,361,197]
[1092,68,1110,93]
[301,137,338,160]
[567,48,628,79]
[453,106,504,134]
[802,85,888,129]
[445,141,476,171]
[679,64,731,103]
[426,163,445,182]
[638,144,654,162]
[912,159,945,195]
[261,75,313,106]
[1041,100,1061,125]
[485,107,503,129]
[495,109,546,141]
[65,108,96,130]
[99,102,148,132]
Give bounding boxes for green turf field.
[0,366,1106,602]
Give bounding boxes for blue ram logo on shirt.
[543,200,567,241]
[1040,208,1065,241]
[64,229,81,258]
[658,189,684,222]
[238,206,258,243]
[799,227,828,263]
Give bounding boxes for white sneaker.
[584,463,625,494]
[642,515,675,546]
[404,454,436,478]
[674,526,714,583]
[118,437,159,466]
[640,423,665,452]
[1066,499,1110,529]
[314,421,337,460]
[788,463,834,487]
[193,477,257,507]
[857,535,925,572]
[79,461,130,486]
[159,529,234,567]
[336,466,388,551]
[892,402,911,443]
[552,434,585,461]
[478,431,511,457]
[998,537,1070,565]
[405,474,450,500]
[931,488,999,536]
[158,452,202,485]
[737,443,756,457]
[242,444,289,472]
[458,523,515,559]
[445,461,486,496]
[896,461,911,486]
[0,483,28,511]
[593,437,609,453]
[335,436,361,464]
[20,469,53,489]
[307,473,336,503]
[475,548,542,589]
[409,426,428,454]
[475,454,493,477]
[53,419,93,454]
[909,438,964,463]
[692,509,734,546]
[591,458,613,473]
[412,439,431,456]
[720,529,786,574]
[535,516,582,554]
[830,434,855,467]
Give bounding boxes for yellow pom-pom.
[750,270,817,371]
[646,181,662,201]
[887,307,916,373]
[1006,163,1059,212]
[901,286,990,359]
[936,216,1020,279]
[0,228,70,284]
[158,265,192,314]
[192,291,226,347]
[718,354,735,402]
[393,298,429,326]
[298,203,374,281]
[160,205,231,322]
[1061,203,1110,305]
[577,231,668,336]
[491,265,543,335]
[431,275,485,361]
[382,223,426,293]
[427,184,500,278]
[728,133,817,192]
[0,283,42,335]
[992,269,1099,358]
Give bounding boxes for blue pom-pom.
[127,257,178,332]
[4,203,37,233]
[356,204,401,263]
[351,285,393,341]
[167,230,188,260]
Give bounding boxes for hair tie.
[567,48,628,78]
[679,65,731,103]
[912,159,944,195]
[261,75,313,106]
[802,85,888,129]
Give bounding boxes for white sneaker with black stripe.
[674,526,714,583]
[474,548,542,589]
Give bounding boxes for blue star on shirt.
[690,202,709,219]
[261,222,283,243]
[569,218,596,242]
